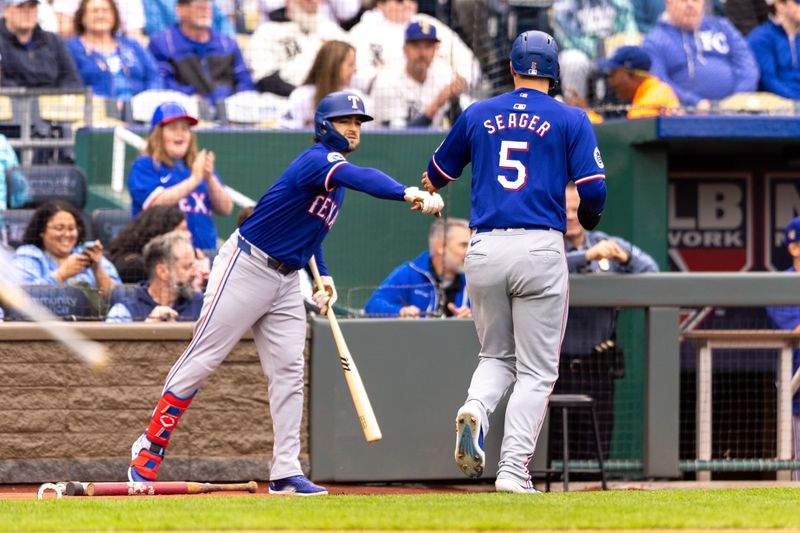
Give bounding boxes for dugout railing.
[309,272,800,482]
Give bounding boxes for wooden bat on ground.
[308,256,382,443]
[84,481,258,496]
[0,255,108,370]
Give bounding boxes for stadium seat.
[38,94,86,123]
[14,165,88,209]
[602,33,643,57]
[3,208,35,248]
[2,285,96,321]
[108,283,140,308]
[91,208,132,247]
[223,91,286,126]
[718,92,795,115]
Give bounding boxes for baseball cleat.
[268,475,328,496]
[495,478,540,494]
[454,405,485,478]
[128,433,162,482]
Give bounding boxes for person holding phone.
[13,200,121,299]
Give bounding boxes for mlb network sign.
[668,173,752,272]
[765,174,800,271]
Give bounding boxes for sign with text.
[764,174,800,271]
[668,173,752,272]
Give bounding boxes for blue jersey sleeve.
[328,163,406,200]
[128,157,164,213]
[569,111,607,213]
[426,110,471,189]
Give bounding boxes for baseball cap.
[405,21,440,42]
[596,46,652,72]
[150,102,198,130]
[785,215,800,245]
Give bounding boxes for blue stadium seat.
[108,283,140,308]
[14,165,88,209]
[92,208,132,247]
[3,208,35,248]
[3,285,95,321]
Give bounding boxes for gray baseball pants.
[461,228,568,486]
[162,231,307,480]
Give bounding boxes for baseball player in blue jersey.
[127,90,444,495]
[422,31,608,493]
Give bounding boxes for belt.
[237,235,295,276]
[475,225,553,234]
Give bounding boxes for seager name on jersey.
[307,194,341,229]
[482,112,551,137]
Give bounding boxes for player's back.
[456,87,601,232]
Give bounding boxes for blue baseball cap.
[785,215,800,245]
[405,21,439,42]
[596,46,652,72]
[150,102,198,130]
[3,0,40,6]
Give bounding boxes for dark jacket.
[0,21,81,88]
[148,23,254,103]
[107,284,203,322]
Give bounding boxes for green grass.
[1,488,799,531]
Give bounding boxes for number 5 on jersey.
[498,140,530,191]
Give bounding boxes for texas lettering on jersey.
[307,194,340,229]
[178,192,210,215]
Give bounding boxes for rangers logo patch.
[594,147,604,169]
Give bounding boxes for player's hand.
[404,186,444,216]
[421,171,439,193]
[447,303,472,318]
[586,240,628,264]
[399,305,421,319]
[313,275,337,314]
[146,305,179,322]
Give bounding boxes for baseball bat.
[85,481,258,496]
[792,367,799,395]
[308,256,382,443]
[0,278,108,370]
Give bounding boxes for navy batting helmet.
[510,31,560,87]
[314,91,373,152]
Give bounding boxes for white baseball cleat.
[495,478,540,494]
[454,405,485,478]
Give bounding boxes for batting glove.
[404,187,445,216]
[313,275,337,314]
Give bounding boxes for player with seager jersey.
[422,30,607,493]
[127,91,444,496]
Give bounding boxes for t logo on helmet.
[347,95,361,110]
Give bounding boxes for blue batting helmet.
[150,102,198,130]
[314,91,373,152]
[510,31,560,87]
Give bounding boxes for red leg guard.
[146,391,193,447]
[130,392,193,480]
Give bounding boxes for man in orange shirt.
[596,45,680,119]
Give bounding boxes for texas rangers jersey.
[239,143,406,274]
[128,156,219,250]
[427,88,605,232]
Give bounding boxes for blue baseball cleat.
[455,405,485,478]
[268,475,328,496]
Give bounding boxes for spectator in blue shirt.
[66,0,162,102]
[148,0,253,103]
[747,0,800,99]
[142,0,234,36]
[13,200,121,298]
[642,0,759,109]
[106,230,203,322]
[365,218,471,318]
